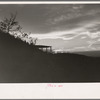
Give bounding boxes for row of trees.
[0,13,37,45]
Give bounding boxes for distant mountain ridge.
[74,50,100,57]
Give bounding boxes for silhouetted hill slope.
[0,30,100,82]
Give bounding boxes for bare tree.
[0,12,38,46]
[0,12,20,33]
[15,25,22,32]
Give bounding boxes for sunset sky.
[1,4,100,51]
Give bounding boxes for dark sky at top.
[1,4,100,51]
[0,4,99,33]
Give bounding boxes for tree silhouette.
[0,12,38,46]
[0,12,20,33]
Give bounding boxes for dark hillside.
[0,30,100,82]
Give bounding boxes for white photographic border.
[0,1,100,99]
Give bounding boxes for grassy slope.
[0,30,100,82]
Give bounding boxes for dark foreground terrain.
[0,30,100,82]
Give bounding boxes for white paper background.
[0,83,100,99]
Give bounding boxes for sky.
[1,4,100,52]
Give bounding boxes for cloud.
[29,27,83,40]
[46,5,100,27]
[30,21,100,41]
[29,20,100,52]
[81,36,87,39]
[24,4,100,51]
[46,5,84,25]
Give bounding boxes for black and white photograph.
[0,3,100,83]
